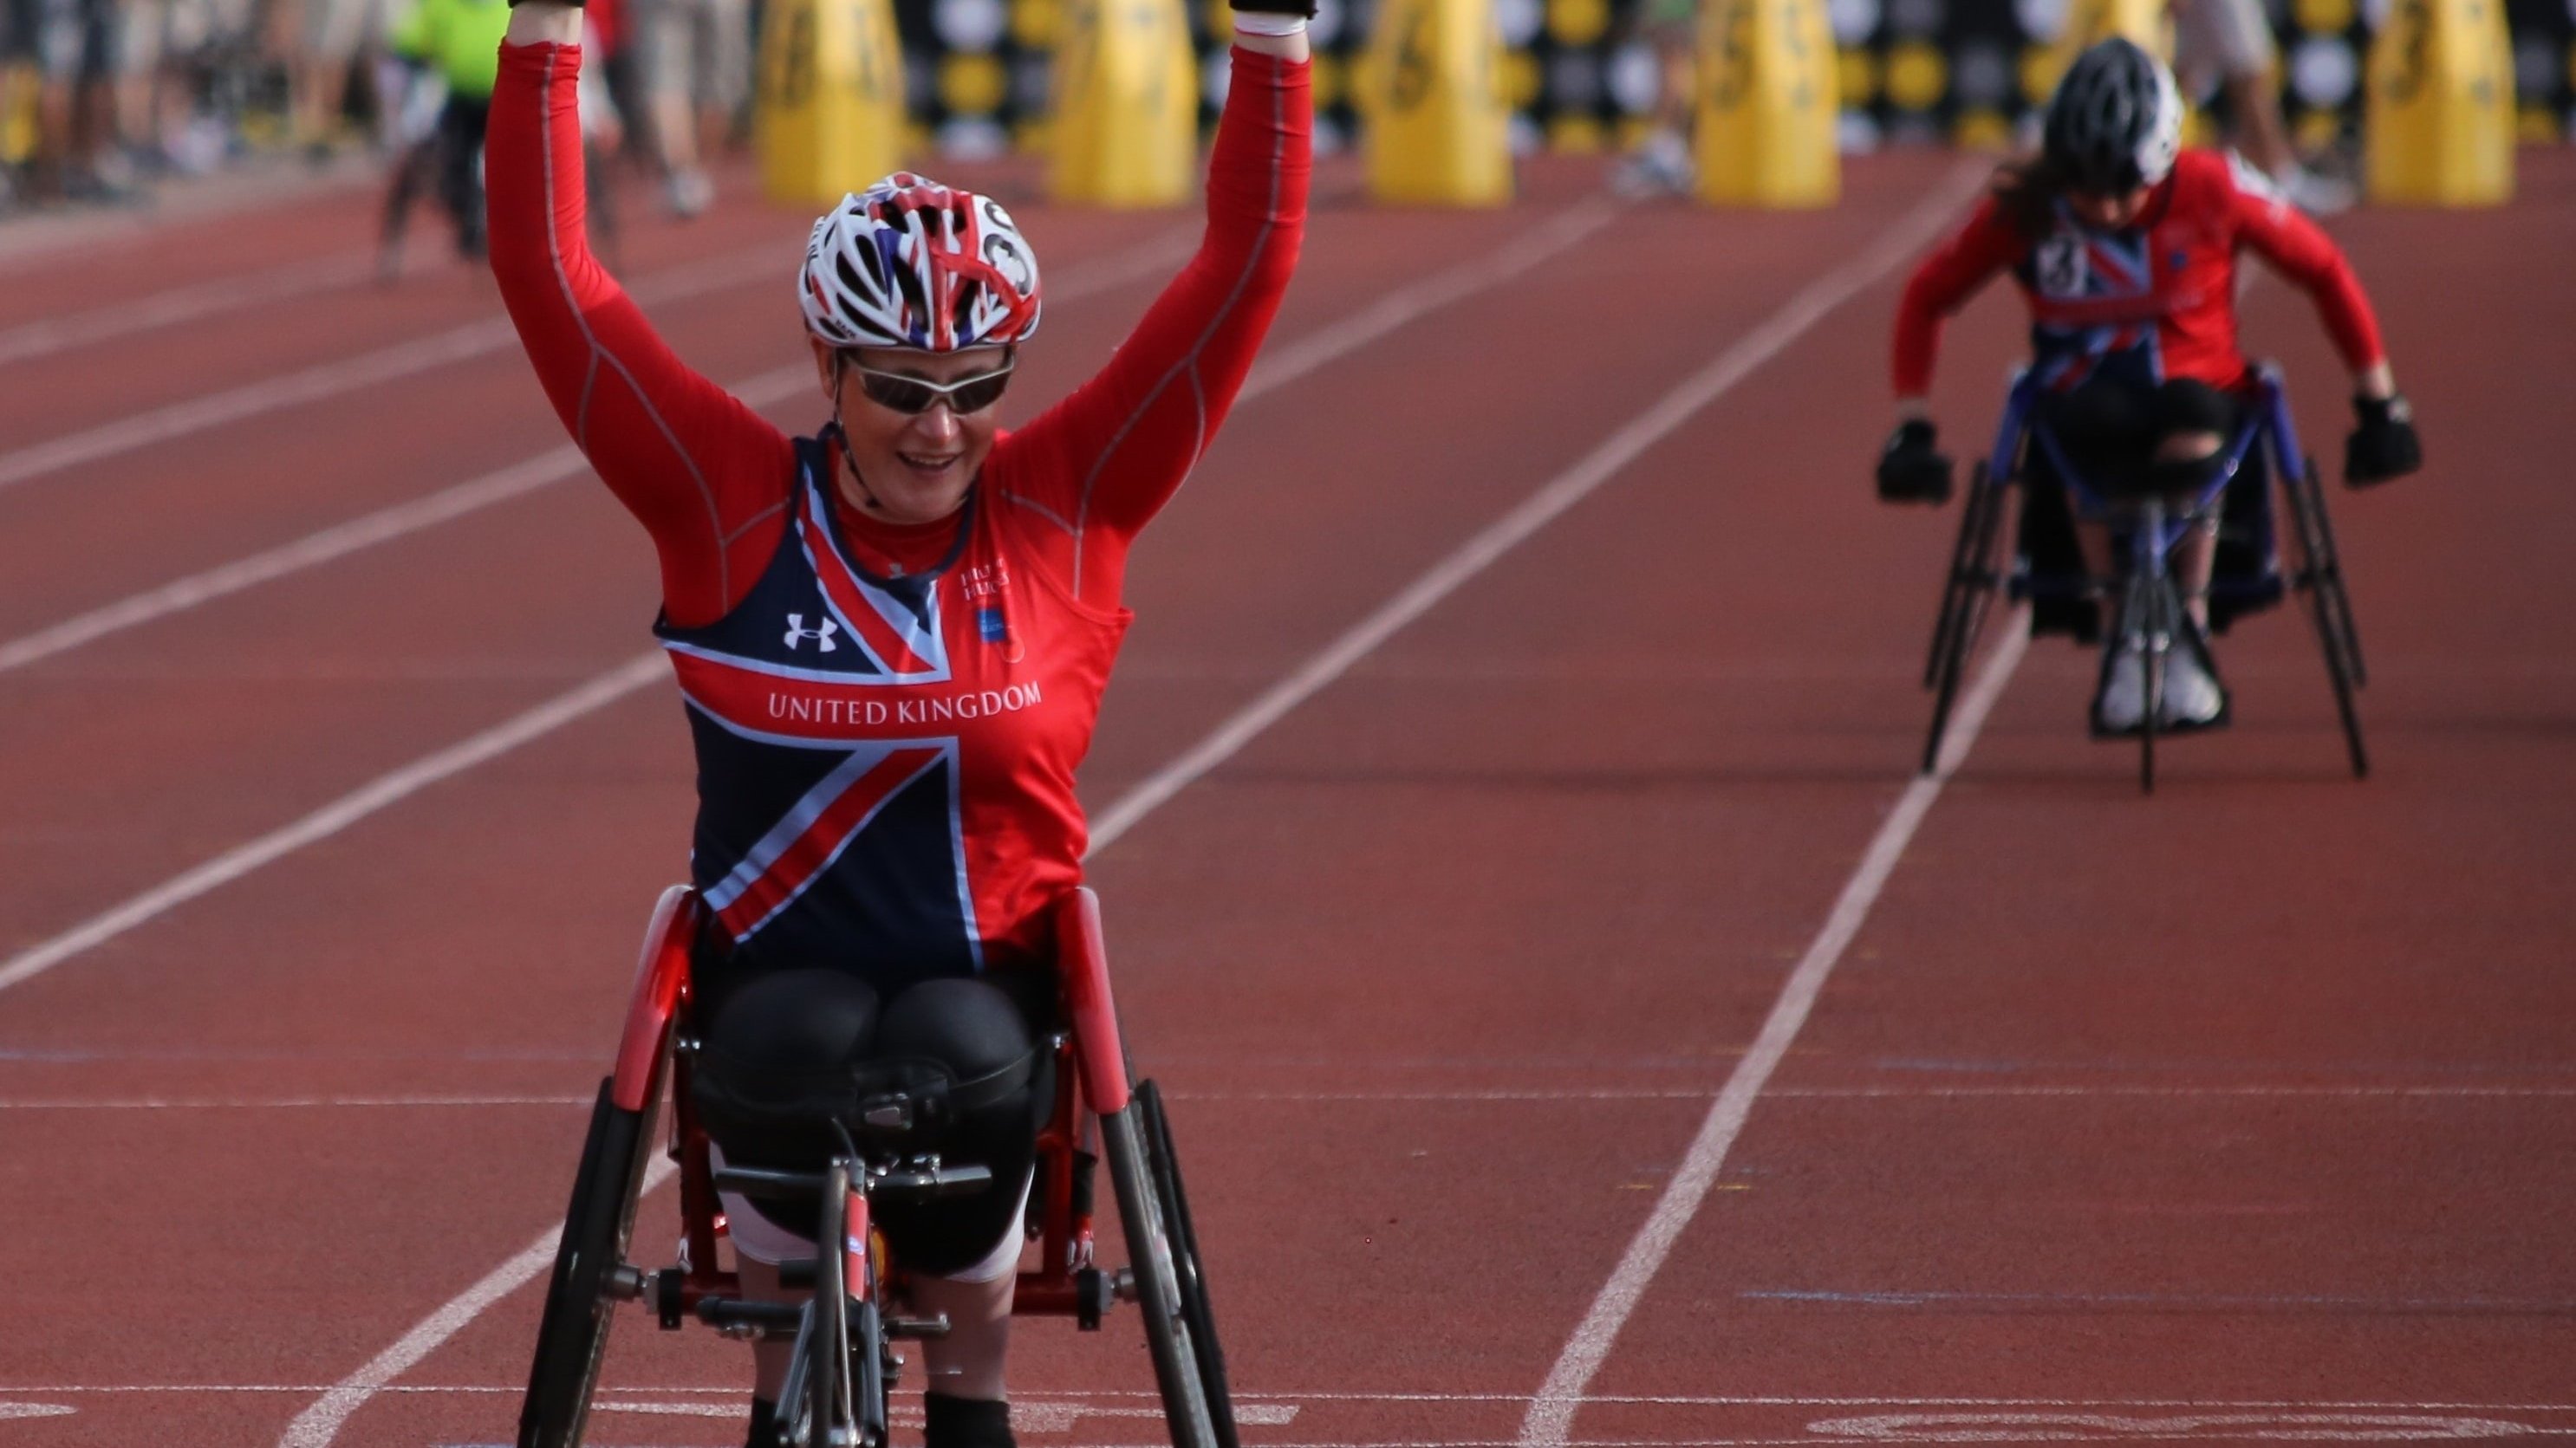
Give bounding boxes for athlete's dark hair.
[1989,153,2078,239]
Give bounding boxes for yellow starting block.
[1358,0,1512,205]
[754,0,905,206]
[2365,0,2514,205]
[1693,0,1838,206]
[1049,0,1198,206]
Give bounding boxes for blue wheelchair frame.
[1921,365,2369,791]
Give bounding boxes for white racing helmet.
[799,173,1043,353]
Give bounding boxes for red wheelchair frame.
[517,885,1235,1448]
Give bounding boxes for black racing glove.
[1876,418,1953,504]
[2345,393,2421,487]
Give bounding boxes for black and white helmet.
[2043,38,2183,194]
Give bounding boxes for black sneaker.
[925,1393,1017,1448]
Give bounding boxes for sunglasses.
[845,359,1015,416]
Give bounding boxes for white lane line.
[13,1081,2573,1111]
[16,1385,2576,1413]
[0,245,788,495]
[0,229,1201,681]
[1238,198,1616,395]
[1515,612,2029,1448]
[1511,161,2007,1448]
[0,251,374,369]
[0,1094,594,1109]
[277,1156,675,1448]
[1090,165,1981,852]
[0,653,667,996]
[262,185,1898,1445]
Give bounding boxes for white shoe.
[1610,131,1693,198]
[2281,167,2357,216]
[666,168,714,219]
[2160,646,2225,727]
[2096,645,2145,733]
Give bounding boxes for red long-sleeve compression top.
[1892,150,2385,397]
[490,40,1311,981]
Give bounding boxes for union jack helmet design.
[799,173,1043,352]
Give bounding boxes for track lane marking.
[1517,615,2027,1448]
[11,1385,2576,1412]
[0,246,803,495]
[272,172,1981,1444]
[1513,159,2017,1447]
[0,653,668,996]
[16,1081,2576,1109]
[0,249,451,368]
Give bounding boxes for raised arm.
[993,36,1312,607]
[487,7,796,627]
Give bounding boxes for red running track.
[0,149,2570,1448]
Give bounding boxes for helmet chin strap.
[825,353,889,514]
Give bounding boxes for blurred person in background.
[1609,0,1695,196]
[112,0,180,171]
[5,0,130,199]
[627,0,740,216]
[373,0,502,261]
[2169,0,2353,212]
[289,0,390,153]
[1877,38,2417,732]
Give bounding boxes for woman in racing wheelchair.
[1875,37,2421,732]
[485,0,1313,1437]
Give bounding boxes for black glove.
[2345,393,2420,487]
[1877,418,1953,504]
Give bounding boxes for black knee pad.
[692,968,881,1230]
[2154,379,2241,439]
[871,977,1050,1277]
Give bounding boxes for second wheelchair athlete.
[1877,38,2421,732]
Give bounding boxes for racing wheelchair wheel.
[2287,458,2369,778]
[1135,1081,1239,1448]
[518,1079,657,1448]
[1922,462,2007,774]
[1103,1082,1237,1448]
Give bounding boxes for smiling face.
[812,340,1014,525]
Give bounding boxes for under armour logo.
[783,614,840,653]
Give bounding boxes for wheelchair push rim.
[1103,1084,1236,1448]
[517,1075,659,1448]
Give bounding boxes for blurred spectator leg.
[112,0,173,174]
[2169,0,2353,211]
[433,85,485,258]
[578,16,622,266]
[291,0,363,154]
[1610,0,1695,196]
[632,0,719,216]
